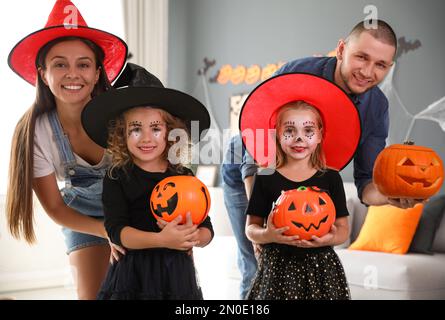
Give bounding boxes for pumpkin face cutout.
[272,186,336,240]
[373,143,444,199]
[150,176,211,225]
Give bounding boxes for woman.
[6,0,128,299]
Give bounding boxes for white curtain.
[122,0,168,84]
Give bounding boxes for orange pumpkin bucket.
[150,176,211,225]
[272,186,336,240]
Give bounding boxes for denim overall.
[48,110,109,254]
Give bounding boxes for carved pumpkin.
[272,186,336,240]
[373,142,444,199]
[150,176,211,225]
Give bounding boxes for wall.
[168,0,445,190]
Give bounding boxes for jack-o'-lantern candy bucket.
[373,142,444,199]
[150,176,211,224]
[272,186,336,240]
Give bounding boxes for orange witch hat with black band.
[8,0,127,85]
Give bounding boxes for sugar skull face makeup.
[124,107,168,168]
[282,120,317,141]
[278,108,322,162]
[127,120,163,141]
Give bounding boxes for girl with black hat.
[81,63,214,299]
[6,0,127,299]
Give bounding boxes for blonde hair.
[107,107,191,178]
[275,101,326,170]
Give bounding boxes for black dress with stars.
[97,164,214,300]
[245,169,350,300]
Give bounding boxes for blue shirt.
[221,56,389,201]
[221,134,258,188]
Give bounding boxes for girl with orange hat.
[240,73,358,299]
[6,0,127,299]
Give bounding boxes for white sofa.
[337,183,445,300]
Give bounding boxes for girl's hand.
[158,214,199,251]
[107,237,126,265]
[294,224,338,248]
[157,213,197,255]
[156,212,194,231]
[263,210,300,245]
[156,218,168,230]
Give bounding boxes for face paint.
[124,107,169,171]
[150,121,163,138]
[303,121,316,140]
[128,121,142,140]
[282,121,296,140]
[278,109,322,163]
[303,121,315,127]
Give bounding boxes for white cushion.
[336,248,445,292]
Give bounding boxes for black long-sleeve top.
[103,163,214,247]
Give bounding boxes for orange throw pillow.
[349,204,423,254]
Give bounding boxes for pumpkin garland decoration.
[230,65,247,85]
[245,64,261,85]
[272,186,336,240]
[373,141,444,199]
[150,176,211,225]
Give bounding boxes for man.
[221,19,416,299]
[272,19,422,208]
[221,135,258,299]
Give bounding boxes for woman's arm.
[33,174,107,238]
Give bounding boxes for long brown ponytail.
[5,37,110,243]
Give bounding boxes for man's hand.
[387,198,427,209]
